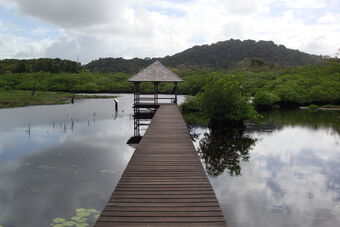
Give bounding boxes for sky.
[0,0,339,64]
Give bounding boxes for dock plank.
[95,104,227,226]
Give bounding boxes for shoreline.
[0,90,116,109]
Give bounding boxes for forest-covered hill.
[85,39,321,73]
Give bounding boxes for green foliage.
[0,58,81,74]
[306,104,320,112]
[0,58,339,108]
[0,90,71,108]
[181,76,258,125]
[85,57,153,74]
[254,91,280,108]
[197,76,258,122]
[180,96,209,125]
[50,208,100,227]
[180,96,200,113]
[0,71,133,93]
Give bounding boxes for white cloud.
[0,0,339,63]
[0,0,17,9]
[14,0,132,28]
[279,0,327,9]
[0,32,53,59]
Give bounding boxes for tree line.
[0,58,81,74]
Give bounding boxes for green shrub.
[254,91,280,108]
[180,96,200,113]
[197,76,258,122]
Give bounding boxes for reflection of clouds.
[0,132,134,226]
[209,125,340,227]
[0,140,3,155]
[1,94,194,226]
[253,126,340,162]
[0,109,135,226]
[0,94,134,130]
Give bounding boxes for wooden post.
[174,82,178,104]
[71,88,75,104]
[134,82,140,113]
[114,99,118,112]
[153,82,159,104]
[134,82,140,104]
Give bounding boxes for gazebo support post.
[134,82,140,113]
[134,82,140,103]
[153,82,159,104]
[174,82,178,104]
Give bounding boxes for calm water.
[193,110,340,227]
[0,95,339,227]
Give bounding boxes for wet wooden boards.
[95,104,227,226]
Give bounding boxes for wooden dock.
[95,104,227,226]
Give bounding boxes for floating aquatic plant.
[52,218,66,223]
[87,208,97,213]
[76,211,90,217]
[63,221,76,226]
[71,216,86,223]
[53,224,64,227]
[50,208,100,226]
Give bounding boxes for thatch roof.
[128,61,183,82]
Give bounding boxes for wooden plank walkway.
[95,104,227,226]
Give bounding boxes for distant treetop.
[0,58,81,74]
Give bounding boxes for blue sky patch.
[148,6,187,17]
[0,5,60,41]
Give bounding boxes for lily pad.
[53,224,64,227]
[75,223,89,227]
[71,216,86,223]
[52,218,66,223]
[63,221,76,226]
[76,211,90,217]
[94,214,100,219]
[87,208,97,213]
[75,208,86,212]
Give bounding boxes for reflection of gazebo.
[127,61,183,145]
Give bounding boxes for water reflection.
[193,109,340,227]
[0,94,186,227]
[198,128,257,177]
[263,109,340,134]
[0,94,135,227]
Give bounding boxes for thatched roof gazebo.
[127,61,183,144]
[128,60,183,107]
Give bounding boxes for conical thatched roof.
[128,61,183,82]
